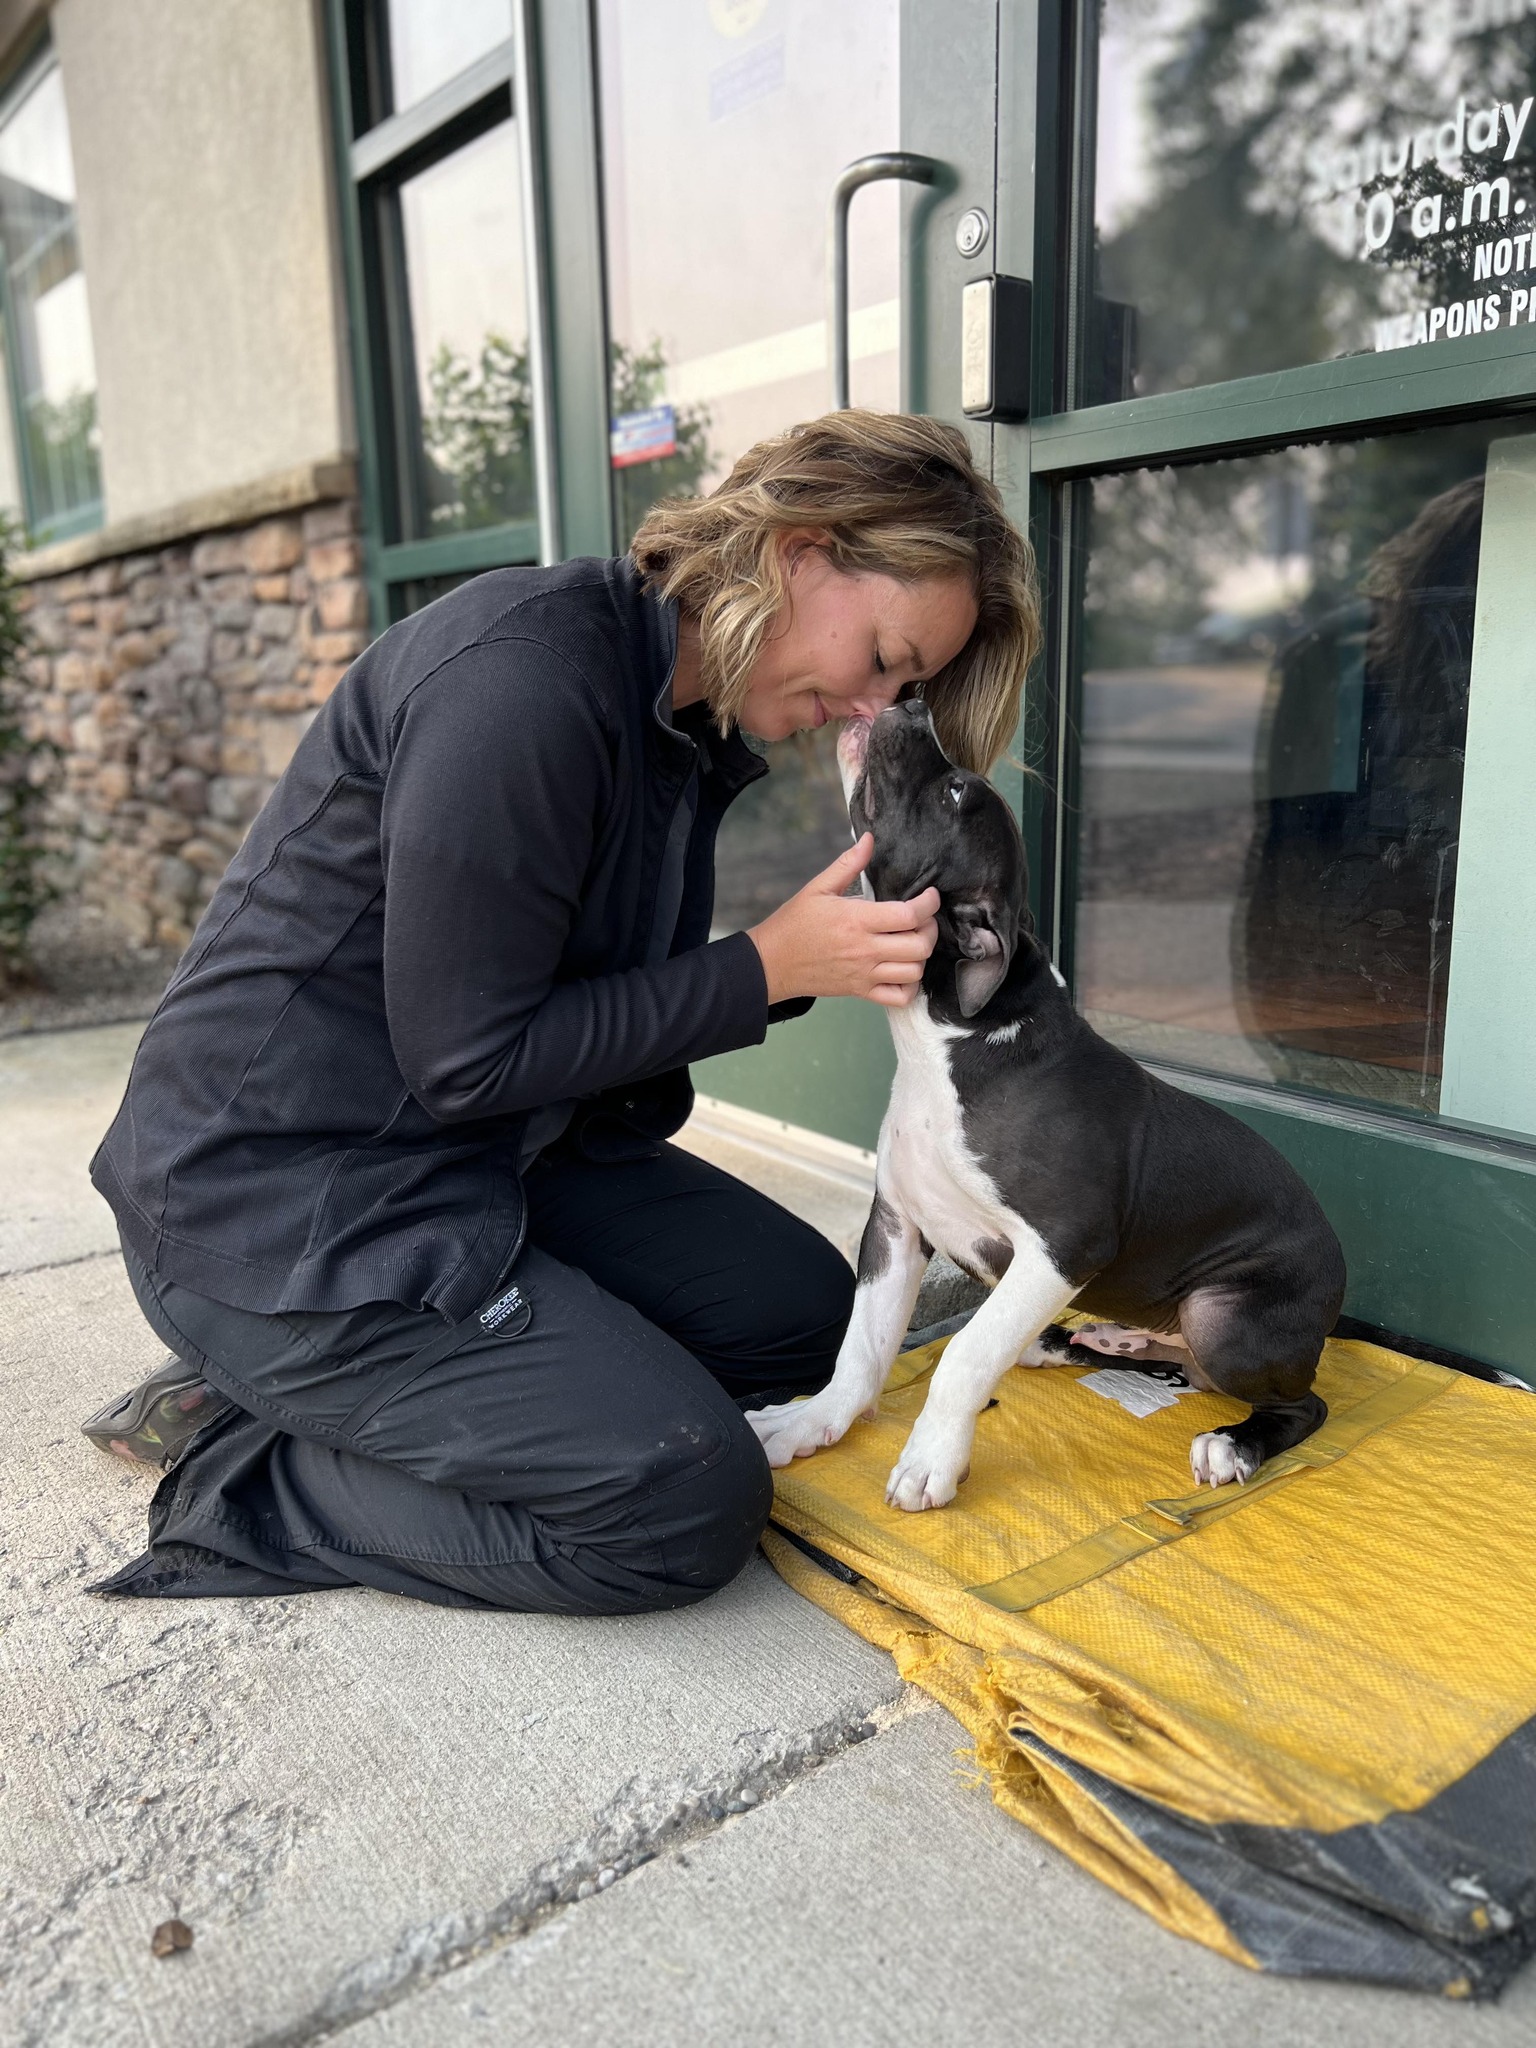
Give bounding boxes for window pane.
[1089,2,1536,405]
[597,0,900,932]
[1074,420,1521,1125]
[386,0,512,113]
[395,121,533,537]
[0,59,100,531]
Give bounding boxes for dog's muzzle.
[838,717,872,772]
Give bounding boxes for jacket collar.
[617,556,768,796]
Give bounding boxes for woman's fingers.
[805,833,874,896]
[850,885,940,929]
[746,863,942,1006]
[863,929,932,963]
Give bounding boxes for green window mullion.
[0,253,42,537]
[1032,320,1536,481]
[525,0,613,560]
[378,522,540,585]
[348,44,515,184]
[324,0,390,629]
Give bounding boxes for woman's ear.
[778,526,834,572]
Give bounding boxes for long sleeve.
[380,639,770,1124]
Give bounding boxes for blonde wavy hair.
[630,410,1039,773]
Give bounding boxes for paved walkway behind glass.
[3,1023,1530,2046]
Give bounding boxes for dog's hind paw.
[1072,1322,1152,1357]
[1017,1322,1078,1367]
[1189,1430,1259,1488]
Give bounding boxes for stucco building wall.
[0,0,369,987]
[51,0,352,526]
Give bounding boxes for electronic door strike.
[961,274,1031,421]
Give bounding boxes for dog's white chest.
[880,1000,1012,1265]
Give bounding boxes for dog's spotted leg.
[748,1190,928,1469]
[888,1235,1075,1511]
[1071,1322,1193,1364]
[1072,1322,1152,1356]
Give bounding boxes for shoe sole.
[81,1371,228,1469]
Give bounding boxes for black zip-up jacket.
[92,558,802,1321]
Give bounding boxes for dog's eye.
[947,780,965,804]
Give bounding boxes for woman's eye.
[873,649,887,676]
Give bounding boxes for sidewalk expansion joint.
[253,1686,933,2047]
[1,1245,120,1281]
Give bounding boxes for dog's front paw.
[748,1394,861,1469]
[885,1422,972,1512]
[1189,1430,1259,1488]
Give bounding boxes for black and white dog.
[748,700,1346,1512]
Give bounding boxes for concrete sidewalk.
[2,1023,1532,2046]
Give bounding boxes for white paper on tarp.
[1075,1368,1196,1418]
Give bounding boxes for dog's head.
[838,700,1029,1020]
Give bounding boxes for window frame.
[1027,0,1536,1045]
[323,0,614,626]
[1011,0,1536,1372]
[0,33,103,547]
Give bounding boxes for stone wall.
[17,499,370,959]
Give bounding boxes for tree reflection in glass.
[1090,0,1536,402]
[1076,420,1499,1115]
[397,121,530,537]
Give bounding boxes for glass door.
[1013,0,1536,1376]
[597,0,904,961]
[651,0,1006,1140]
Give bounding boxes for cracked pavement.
[3,1023,1533,2045]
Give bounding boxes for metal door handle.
[829,152,941,409]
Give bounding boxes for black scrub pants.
[96,1144,855,1614]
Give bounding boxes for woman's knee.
[704,1223,856,1399]
[457,1397,772,1615]
[642,1402,773,1596]
[789,1226,858,1346]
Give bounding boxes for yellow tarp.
[763,1330,1536,1996]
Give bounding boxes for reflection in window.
[386,570,485,626]
[396,121,533,537]
[711,729,853,935]
[1090,1,1536,404]
[0,53,99,536]
[1075,422,1503,1116]
[598,0,899,921]
[385,0,512,114]
[598,0,899,537]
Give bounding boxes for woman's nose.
[847,681,905,721]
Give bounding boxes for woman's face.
[736,541,979,743]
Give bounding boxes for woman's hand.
[748,835,940,1008]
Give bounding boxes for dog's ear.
[948,902,1013,1018]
